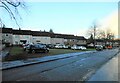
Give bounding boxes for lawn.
[4,46,95,61]
[9,46,23,55]
[49,49,83,55]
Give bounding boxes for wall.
[64,39,77,46]
[51,38,64,45]
[13,35,32,45]
[32,36,51,44]
[2,33,13,45]
[77,40,87,45]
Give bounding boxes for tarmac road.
[2,48,119,81]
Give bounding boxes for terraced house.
[1,28,87,46]
[2,28,13,45]
[12,29,32,45]
[31,31,51,44]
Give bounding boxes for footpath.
[87,52,120,81]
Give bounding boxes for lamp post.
[93,24,96,48]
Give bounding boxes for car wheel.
[47,50,49,53]
[32,50,35,54]
[23,48,26,51]
[45,50,49,53]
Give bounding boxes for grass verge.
[10,46,23,55]
[4,46,95,61]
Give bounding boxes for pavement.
[87,52,120,81]
[1,51,96,70]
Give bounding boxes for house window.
[15,35,18,38]
[15,41,18,44]
[64,39,67,42]
[26,36,29,38]
[36,40,40,42]
[6,34,8,36]
[25,35,29,38]
[33,38,36,39]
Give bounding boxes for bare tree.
[0,0,26,28]
[106,28,115,40]
[86,21,100,47]
[96,29,106,39]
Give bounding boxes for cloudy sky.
[1,0,119,38]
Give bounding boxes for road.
[2,49,119,81]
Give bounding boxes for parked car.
[67,45,71,49]
[23,44,30,51]
[95,45,103,51]
[71,45,87,50]
[26,44,49,53]
[46,44,55,49]
[107,46,112,49]
[80,46,87,50]
[63,45,68,49]
[55,44,68,49]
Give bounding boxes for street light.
[93,24,96,48]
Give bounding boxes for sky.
[1,1,119,38]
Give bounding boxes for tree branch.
[1,2,20,28]
[0,0,25,28]
[4,0,20,7]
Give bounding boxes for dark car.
[95,45,103,51]
[46,44,55,49]
[27,44,49,53]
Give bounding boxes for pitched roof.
[31,31,53,37]
[75,36,87,40]
[2,28,12,33]
[12,30,32,35]
[2,28,86,40]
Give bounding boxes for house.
[32,31,51,44]
[12,29,32,45]
[106,39,120,47]
[63,35,77,46]
[63,35,87,46]
[87,39,120,47]
[2,28,13,45]
[50,33,64,45]
[1,28,88,46]
[95,39,106,46]
[112,39,120,47]
[76,36,87,46]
